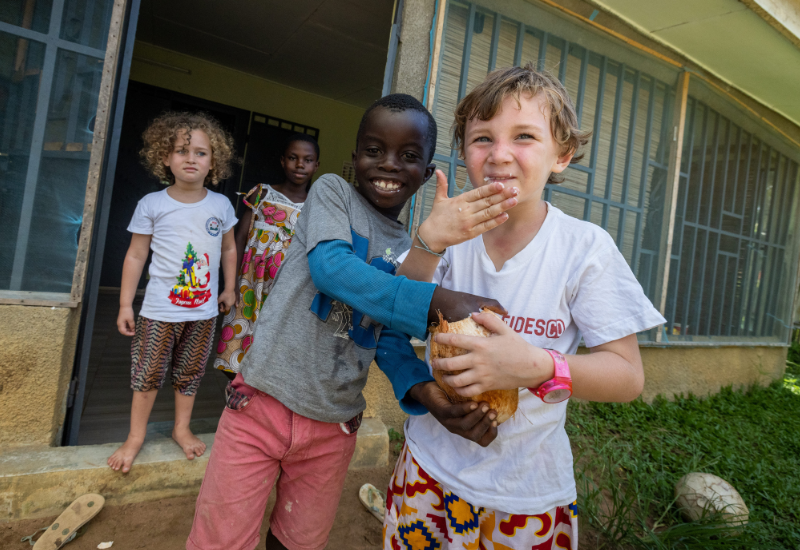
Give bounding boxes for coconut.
[674,472,749,526]
[429,312,518,424]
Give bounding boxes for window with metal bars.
[410,0,800,345]
[411,0,676,341]
[664,97,800,342]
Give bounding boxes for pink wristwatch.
[529,349,572,404]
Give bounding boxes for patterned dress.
[214,184,303,373]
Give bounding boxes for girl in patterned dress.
[214,133,320,377]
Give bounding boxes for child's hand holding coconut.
[430,310,558,413]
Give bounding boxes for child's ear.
[550,147,575,175]
[280,155,286,169]
[424,163,436,183]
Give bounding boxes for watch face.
[543,388,571,404]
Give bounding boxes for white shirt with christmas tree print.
[127,189,237,322]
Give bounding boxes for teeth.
[374,180,401,190]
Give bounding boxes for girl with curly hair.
[108,112,238,473]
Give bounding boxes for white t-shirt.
[402,203,665,515]
[128,189,237,322]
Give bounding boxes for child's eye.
[366,147,381,155]
[517,133,534,140]
[196,151,206,156]
[402,152,420,161]
[474,136,491,143]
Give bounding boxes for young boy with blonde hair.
[385,64,665,549]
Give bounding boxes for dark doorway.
[77,82,249,445]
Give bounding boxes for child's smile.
[465,93,571,211]
[352,107,435,219]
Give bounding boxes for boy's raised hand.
[418,169,518,252]
[408,381,498,447]
[428,287,506,325]
[432,310,555,397]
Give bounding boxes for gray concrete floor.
[77,290,227,445]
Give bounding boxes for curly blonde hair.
[140,112,237,186]
[453,63,591,184]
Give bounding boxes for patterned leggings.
[130,316,215,396]
[384,444,578,550]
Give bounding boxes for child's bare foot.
[107,436,145,473]
[172,425,206,460]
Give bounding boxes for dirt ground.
[0,464,394,550]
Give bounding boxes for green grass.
[567,354,800,549]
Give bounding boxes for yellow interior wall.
[129,42,365,183]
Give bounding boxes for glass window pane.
[0,33,46,289]
[60,0,114,50]
[0,0,52,33]
[20,48,104,292]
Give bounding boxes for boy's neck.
[483,198,547,270]
[167,180,207,204]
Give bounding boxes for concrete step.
[0,418,388,522]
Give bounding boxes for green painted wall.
[129,42,364,182]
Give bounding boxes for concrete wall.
[0,305,82,449]
[638,345,786,402]
[129,41,365,182]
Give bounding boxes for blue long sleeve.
[307,239,435,341]
[375,328,434,415]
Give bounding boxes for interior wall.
[129,42,366,183]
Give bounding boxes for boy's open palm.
[409,381,498,447]
[418,169,518,252]
[432,311,555,397]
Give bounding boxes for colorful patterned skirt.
[214,185,301,373]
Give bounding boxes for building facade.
[1,0,799,449]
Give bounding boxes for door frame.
[62,0,142,446]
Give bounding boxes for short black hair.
[357,93,437,164]
[283,132,320,159]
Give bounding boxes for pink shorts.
[187,375,360,550]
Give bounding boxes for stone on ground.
[674,472,749,525]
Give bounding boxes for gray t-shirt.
[240,174,411,423]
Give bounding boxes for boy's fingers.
[433,169,449,203]
[476,425,499,447]
[439,400,480,420]
[471,310,512,334]
[462,181,506,203]
[473,197,517,222]
[434,332,479,352]
[471,214,510,236]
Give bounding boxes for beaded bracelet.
[414,227,449,268]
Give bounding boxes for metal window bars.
[411,0,800,344]
[665,98,800,342]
